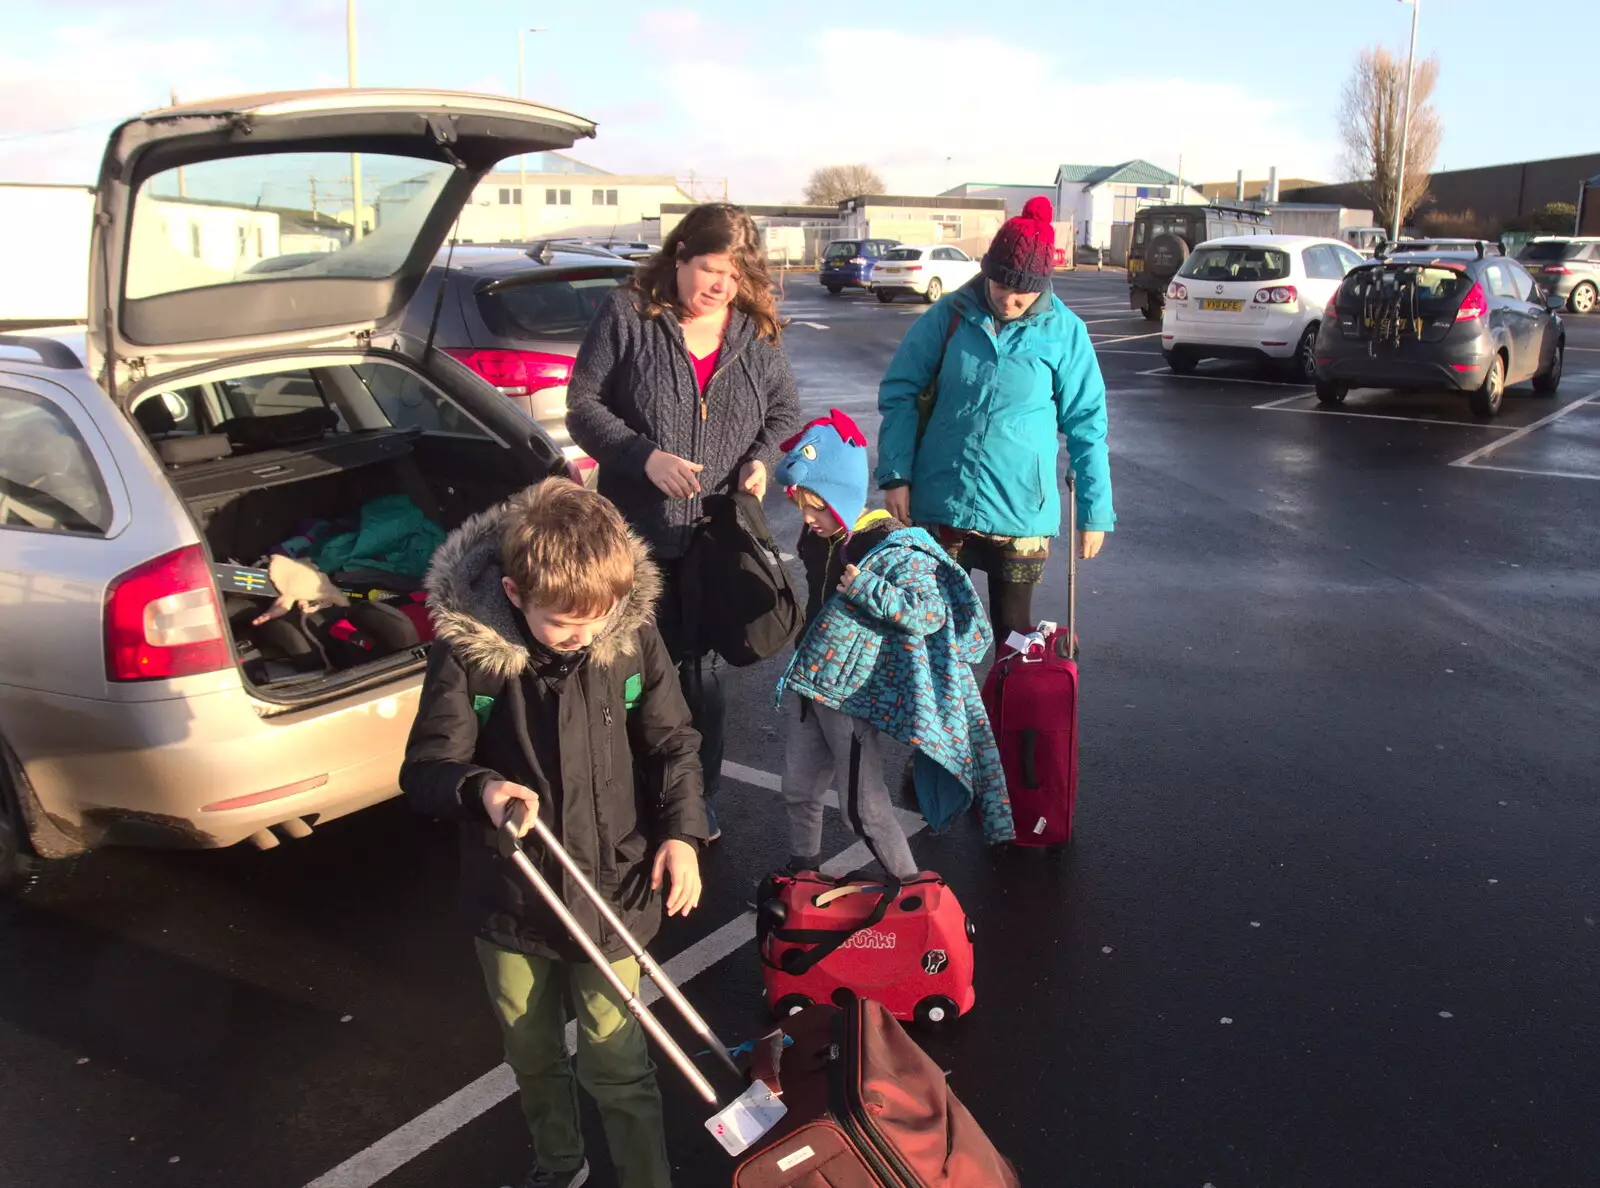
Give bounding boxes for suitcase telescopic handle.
[498,803,742,1101]
[1065,469,1078,661]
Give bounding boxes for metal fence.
[756,220,848,269]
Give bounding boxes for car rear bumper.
[1164,309,1307,359]
[821,270,870,288]
[1315,344,1490,392]
[871,277,927,293]
[8,676,425,851]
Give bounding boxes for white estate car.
[871,244,982,304]
[1161,235,1365,381]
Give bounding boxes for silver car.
[1518,237,1600,315]
[0,89,598,887]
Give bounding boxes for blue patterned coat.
[776,527,1015,844]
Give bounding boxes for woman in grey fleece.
[566,203,801,832]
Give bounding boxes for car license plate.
[1199,299,1243,311]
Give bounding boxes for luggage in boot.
[732,1000,1019,1187]
[757,870,975,1027]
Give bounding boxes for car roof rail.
[522,239,625,264]
[0,334,81,370]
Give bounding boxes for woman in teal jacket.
[876,197,1115,637]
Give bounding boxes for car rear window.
[824,242,860,261]
[476,269,631,340]
[884,248,924,261]
[1179,247,1292,282]
[1340,263,1473,316]
[1519,242,1580,262]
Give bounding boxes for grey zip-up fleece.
[565,286,801,558]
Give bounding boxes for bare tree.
[803,164,886,207]
[1338,45,1442,233]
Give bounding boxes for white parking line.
[302,760,927,1188]
[1136,366,1305,389]
[795,322,830,330]
[1448,387,1600,468]
[1256,403,1512,429]
[1095,348,1164,356]
[1093,332,1163,345]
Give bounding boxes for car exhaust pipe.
[247,827,280,851]
[276,817,315,841]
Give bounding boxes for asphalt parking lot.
[3,270,1598,1188]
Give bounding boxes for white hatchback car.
[1161,235,1366,381]
[871,244,982,304]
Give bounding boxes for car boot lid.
[88,89,596,399]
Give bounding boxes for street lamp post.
[347,0,363,241]
[517,27,548,241]
[1391,0,1420,243]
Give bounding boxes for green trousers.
[476,938,672,1188]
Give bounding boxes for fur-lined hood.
[424,493,661,682]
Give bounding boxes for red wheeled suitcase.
[982,472,1080,848]
[756,870,976,1027]
[732,1000,1020,1187]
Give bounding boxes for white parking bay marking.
[1138,366,1307,389]
[301,761,926,1188]
[1092,332,1163,345]
[796,322,830,330]
[1448,387,1600,469]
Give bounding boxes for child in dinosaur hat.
[773,409,918,877]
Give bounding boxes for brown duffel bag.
[733,999,1020,1187]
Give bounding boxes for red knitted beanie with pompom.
[982,196,1056,292]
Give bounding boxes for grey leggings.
[780,698,918,879]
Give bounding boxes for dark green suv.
[1128,204,1273,320]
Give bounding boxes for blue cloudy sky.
[3,0,1592,201]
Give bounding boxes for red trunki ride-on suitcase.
[982,470,1081,849]
[756,870,976,1027]
[493,807,1017,1183]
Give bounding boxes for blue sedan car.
[820,238,900,295]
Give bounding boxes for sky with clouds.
[3,0,1593,202]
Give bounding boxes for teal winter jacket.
[875,276,1115,538]
[775,527,1015,845]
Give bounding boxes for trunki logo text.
[842,928,896,950]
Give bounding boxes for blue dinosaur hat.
[775,408,870,536]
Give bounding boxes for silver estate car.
[0,89,598,887]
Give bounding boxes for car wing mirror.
[1546,292,1567,312]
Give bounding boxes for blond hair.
[789,487,827,511]
[499,479,635,615]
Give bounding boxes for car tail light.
[1325,291,1338,318]
[443,348,572,397]
[105,545,229,682]
[1456,282,1489,322]
[850,257,867,266]
[1254,286,1298,304]
[904,265,923,272]
[1541,265,1571,275]
[1166,282,1188,300]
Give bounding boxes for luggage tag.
[705,1029,790,1156]
[705,1082,787,1156]
[1004,630,1048,662]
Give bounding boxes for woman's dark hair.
[633,203,783,343]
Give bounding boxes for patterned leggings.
[928,526,1049,639]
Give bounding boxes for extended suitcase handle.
[498,802,742,1103]
[1065,468,1078,661]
